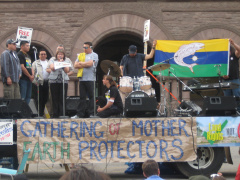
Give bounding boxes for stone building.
[0,0,239,110]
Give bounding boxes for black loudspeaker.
[66,96,80,116]
[202,96,237,116]
[125,91,157,117]
[0,99,33,118]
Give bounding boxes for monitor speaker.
[0,99,32,118]
[202,96,237,116]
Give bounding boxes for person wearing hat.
[120,40,157,78]
[119,40,157,106]
[0,39,22,99]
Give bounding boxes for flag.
[153,39,229,77]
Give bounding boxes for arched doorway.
[94,33,160,101]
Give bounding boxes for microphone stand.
[33,47,42,119]
[214,64,222,95]
[93,60,97,117]
[59,62,69,119]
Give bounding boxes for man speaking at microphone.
[17,41,34,104]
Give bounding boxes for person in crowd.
[0,39,22,99]
[71,42,99,118]
[97,75,123,118]
[142,159,164,180]
[223,39,240,97]
[17,40,34,104]
[32,49,51,117]
[189,175,210,180]
[47,50,71,118]
[59,166,111,180]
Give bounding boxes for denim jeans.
[223,79,240,97]
[19,79,32,104]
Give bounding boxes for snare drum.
[119,76,133,93]
[144,88,156,97]
[139,76,152,90]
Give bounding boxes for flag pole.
[143,41,148,76]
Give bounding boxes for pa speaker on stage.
[66,96,81,116]
[0,99,32,118]
[202,96,237,116]
[125,91,157,117]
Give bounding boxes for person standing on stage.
[97,75,123,118]
[53,44,74,77]
[32,49,51,117]
[17,40,34,104]
[223,39,240,97]
[1,39,22,99]
[48,50,70,118]
[120,40,157,78]
[71,42,99,118]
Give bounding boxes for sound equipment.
[183,82,239,91]
[202,96,237,116]
[125,91,157,117]
[66,96,80,116]
[0,99,32,118]
[176,101,202,116]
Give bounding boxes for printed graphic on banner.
[17,117,197,164]
[153,39,229,77]
[0,120,13,145]
[197,117,240,147]
[16,27,33,48]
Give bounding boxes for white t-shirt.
[40,60,49,80]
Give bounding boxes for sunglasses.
[83,47,89,49]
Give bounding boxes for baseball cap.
[6,39,18,47]
[129,45,137,54]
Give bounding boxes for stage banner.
[153,39,229,77]
[17,117,197,164]
[196,116,240,147]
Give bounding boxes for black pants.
[50,83,68,118]
[32,81,49,116]
[77,81,94,117]
[97,96,122,118]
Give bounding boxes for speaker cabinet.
[0,99,32,118]
[202,96,237,116]
[125,91,157,117]
[65,96,80,116]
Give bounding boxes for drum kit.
[100,60,172,116]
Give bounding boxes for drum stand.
[158,70,167,117]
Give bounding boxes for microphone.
[32,46,37,50]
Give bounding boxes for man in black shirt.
[97,75,123,118]
[223,39,240,97]
[18,41,34,104]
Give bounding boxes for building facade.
[0,0,239,108]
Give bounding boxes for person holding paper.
[32,49,50,117]
[47,50,71,118]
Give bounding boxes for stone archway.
[70,13,170,61]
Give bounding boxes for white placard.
[54,61,71,70]
[16,26,33,48]
[143,19,150,42]
[0,120,13,145]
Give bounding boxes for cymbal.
[100,60,121,77]
[148,63,170,71]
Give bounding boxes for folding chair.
[0,148,30,180]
